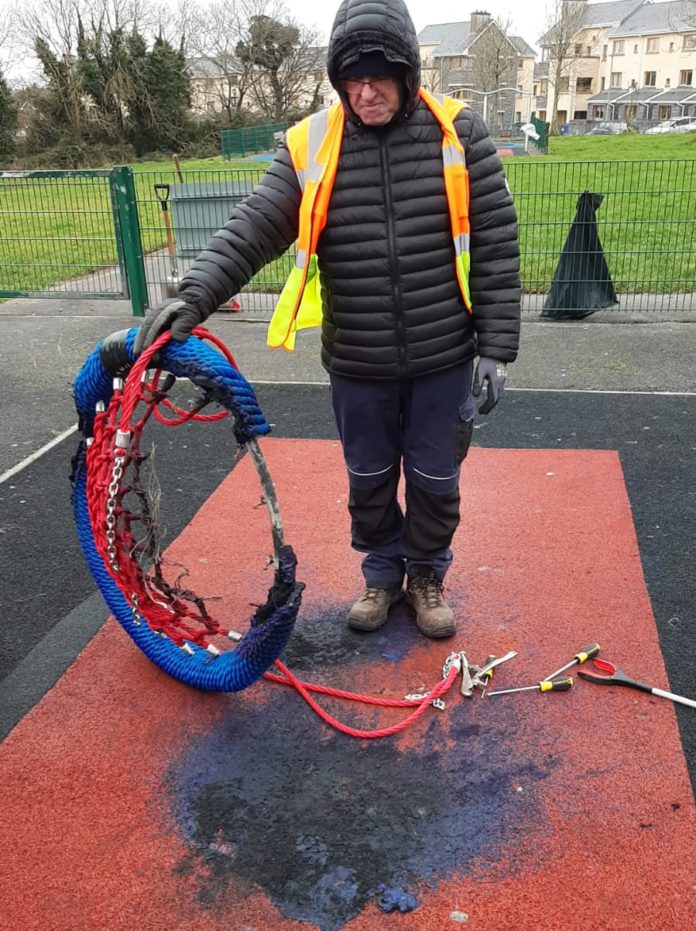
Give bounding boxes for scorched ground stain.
[166,607,554,930]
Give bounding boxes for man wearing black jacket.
[135,0,521,639]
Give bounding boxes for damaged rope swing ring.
[71,326,468,736]
[71,326,304,692]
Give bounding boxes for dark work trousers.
[329,361,474,589]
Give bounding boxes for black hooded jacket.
[178,0,521,379]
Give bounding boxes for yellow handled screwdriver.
[488,677,574,697]
[542,643,601,682]
[479,654,496,699]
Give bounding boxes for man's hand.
[472,357,509,415]
[133,298,208,355]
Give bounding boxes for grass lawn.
[1,133,694,299]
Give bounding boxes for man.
[135,0,521,639]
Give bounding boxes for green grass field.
[1,133,694,299]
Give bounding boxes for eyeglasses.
[341,76,396,94]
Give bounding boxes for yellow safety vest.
[268,88,472,351]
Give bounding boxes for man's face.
[341,76,402,126]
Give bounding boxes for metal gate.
[0,168,144,305]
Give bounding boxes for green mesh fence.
[1,160,695,316]
[220,124,288,159]
[0,170,125,299]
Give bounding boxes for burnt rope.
[71,327,304,692]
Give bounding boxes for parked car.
[644,116,696,134]
[587,121,628,135]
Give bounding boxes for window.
[576,77,592,93]
[659,106,670,119]
[669,42,674,52]
[314,70,323,82]
[680,70,693,86]
[206,99,216,113]
[684,35,696,50]
[601,76,606,91]
[575,43,582,56]
[634,44,639,54]
[517,84,523,92]
[646,37,659,53]
[665,78,671,87]
[586,46,592,56]
[644,71,656,87]
[602,45,608,60]
[594,107,605,118]
[613,40,625,55]
[533,83,538,95]
[610,72,622,88]
[516,111,522,121]
[625,105,637,119]
[573,109,587,119]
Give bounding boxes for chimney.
[470,11,492,34]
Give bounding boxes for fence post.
[110,166,149,317]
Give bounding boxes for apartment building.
[589,1,696,122]
[538,0,645,125]
[540,1,696,127]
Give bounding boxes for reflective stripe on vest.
[267,93,471,351]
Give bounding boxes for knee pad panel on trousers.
[403,483,461,555]
[349,473,404,550]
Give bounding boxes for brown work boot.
[347,587,403,632]
[407,572,456,639]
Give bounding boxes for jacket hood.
[327,0,421,117]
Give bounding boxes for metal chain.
[105,454,125,572]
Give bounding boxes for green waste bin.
[170,179,254,257]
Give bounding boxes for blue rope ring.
[71,327,303,692]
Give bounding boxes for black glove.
[133,298,208,355]
[472,357,509,415]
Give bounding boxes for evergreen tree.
[127,35,191,156]
[0,70,18,159]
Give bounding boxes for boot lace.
[361,587,385,602]
[411,576,445,608]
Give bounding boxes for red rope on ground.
[266,659,461,739]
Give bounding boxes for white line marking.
[0,425,78,485]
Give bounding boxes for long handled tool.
[542,642,601,682]
[578,659,696,709]
[154,183,179,299]
[489,676,573,697]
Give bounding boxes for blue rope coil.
[71,328,303,692]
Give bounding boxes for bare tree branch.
[541,0,587,134]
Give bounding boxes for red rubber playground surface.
[1,439,694,931]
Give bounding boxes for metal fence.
[0,169,127,299]
[1,159,695,317]
[505,157,696,315]
[220,123,288,159]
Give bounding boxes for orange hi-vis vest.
[267,88,472,351]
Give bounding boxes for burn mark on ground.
[166,609,554,930]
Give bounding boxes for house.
[418,12,537,132]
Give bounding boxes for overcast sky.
[286,1,549,50]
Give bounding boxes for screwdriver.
[479,654,496,699]
[488,677,574,697]
[542,643,600,682]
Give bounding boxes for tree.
[541,0,587,134]
[467,19,518,132]
[127,34,192,156]
[236,12,321,121]
[0,70,18,159]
